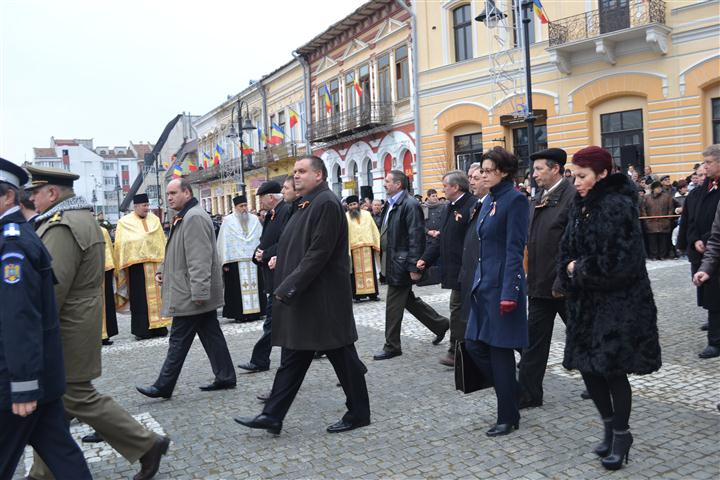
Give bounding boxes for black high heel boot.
[601,430,633,471]
[593,418,613,457]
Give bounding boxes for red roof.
[33,147,58,158]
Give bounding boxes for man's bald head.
[166,178,193,211]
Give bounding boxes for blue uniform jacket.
[0,209,65,409]
[466,181,530,349]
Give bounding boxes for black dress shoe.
[372,350,402,361]
[136,385,172,399]
[101,338,113,346]
[81,430,104,443]
[133,435,170,480]
[432,329,447,345]
[234,414,282,434]
[486,422,519,437]
[199,381,236,391]
[438,353,455,367]
[518,398,542,410]
[581,390,592,400]
[698,345,720,359]
[313,351,326,359]
[700,322,709,331]
[256,390,271,402]
[237,362,269,373]
[326,418,370,433]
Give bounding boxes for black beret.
[256,180,282,196]
[232,195,247,206]
[530,148,567,166]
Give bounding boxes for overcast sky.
[0,0,365,164]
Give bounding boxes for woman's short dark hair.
[481,147,519,180]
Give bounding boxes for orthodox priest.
[217,195,265,322]
[115,193,171,340]
[345,195,380,302]
[100,225,118,345]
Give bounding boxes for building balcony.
[254,143,308,167]
[183,156,262,184]
[308,102,393,144]
[547,0,670,74]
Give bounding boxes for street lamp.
[477,0,537,174]
[226,99,256,196]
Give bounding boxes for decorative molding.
[671,0,719,15]
[373,18,407,44]
[645,26,669,54]
[678,53,720,95]
[549,51,571,75]
[432,101,492,131]
[595,39,616,65]
[342,39,369,62]
[672,23,720,45]
[315,56,338,76]
[568,71,669,108]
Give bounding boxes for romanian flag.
[240,141,254,155]
[323,84,332,113]
[172,164,183,178]
[268,123,285,145]
[188,161,198,172]
[533,0,549,24]
[353,76,363,97]
[259,127,268,145]
[214,144,224,166]
[289,108,299,128]
[202,151,211,169]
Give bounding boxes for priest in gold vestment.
[346,195,380,302]
[100,224,118,345]
[115,194,171,340]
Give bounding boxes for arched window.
[383,153,393,175]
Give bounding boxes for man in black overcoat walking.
[678,144,720,358]
[234,156,370,434]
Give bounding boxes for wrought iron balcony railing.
[548,0,666,47]
[309,101,393,143]
[184,156,258,184]
[253,143,308,166]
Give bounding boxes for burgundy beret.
[572,146,613,175]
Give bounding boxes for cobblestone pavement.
[14,259,720,479]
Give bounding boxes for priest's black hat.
[345,195,359,204]
[133,193,149,204]
[233,195,248,206]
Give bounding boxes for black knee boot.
[593,418,613,457]
[602,430,633,470]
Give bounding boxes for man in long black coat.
[678,145,720,359]
[418,170,476,366]
[234,156,370,434]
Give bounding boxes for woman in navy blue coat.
[466,147,529,437]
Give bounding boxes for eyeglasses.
[478,168,498,175]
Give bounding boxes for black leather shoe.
[136,385,172,399]
[372,350,402,361]
[438,353,455,367]
[199,381,236,392]
[101,338,113,346]
[581,390,592,400]
[486,422,519,437]
[698,345,720,359]
[133,435,170,480]
[234,414,282,435]
[81,430,104,443]
[256,390,271,402]
[432,329,448,345]
[518,398,542,410]
[326,418,370,433]
[238,362,269,373]
[700,322,709,331]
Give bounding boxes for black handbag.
[454,341,493,394]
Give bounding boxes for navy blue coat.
[466,181,530,349]
[0,209,65,410]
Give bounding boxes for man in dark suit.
[678,144,720,359]
[234,156,370,434]
[417,170,476,366]
[373,170,449,360]
[237,180,293,374]
[517,148,575,409]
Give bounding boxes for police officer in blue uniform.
[0,158,92,480]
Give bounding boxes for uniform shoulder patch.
[49,212,63,223]
[2,255,22,284]
[3,223,21,237]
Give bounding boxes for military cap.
[25,165,79,189]
[345,195,359,204]
[232,195,248,206]
[0,157,29,188]
[133,193,149,204]
[529,148,567,166]
[256,180,282,196]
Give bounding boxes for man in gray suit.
[136,179,236,398]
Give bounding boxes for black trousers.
[249,295,273,369]
[129,264,167,338]
[647,233,669,259]
[464,339,520,425]
[263,344,370,423]
[154,309,236,393]
[708,310,720,347]
[448,289,466,353]
[104,270,119,338]
[581,372,632,431]
[0,398,92,480]
[518,297,567,404]
[383,285,449,353]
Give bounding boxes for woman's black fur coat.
[558,173,662,376]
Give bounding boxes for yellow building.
[415,0,720,190]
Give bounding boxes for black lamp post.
[476,0,537,174]
[226,99,256,196]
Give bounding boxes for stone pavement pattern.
[13,260,720,479]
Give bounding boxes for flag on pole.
[289,108,299,128]
[202,151,211,169]
[323,84,332,113]
[240,141,254,155]
[268,123,285,145]
[353,76,363,97]
[533,0,549,24]
[259,127,268,145]
[188,161,198,172]
[172,164,183,178]
[214,144,224,166]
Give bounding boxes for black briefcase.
[454,341,493,394]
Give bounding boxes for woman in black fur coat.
[558,146,661,471]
